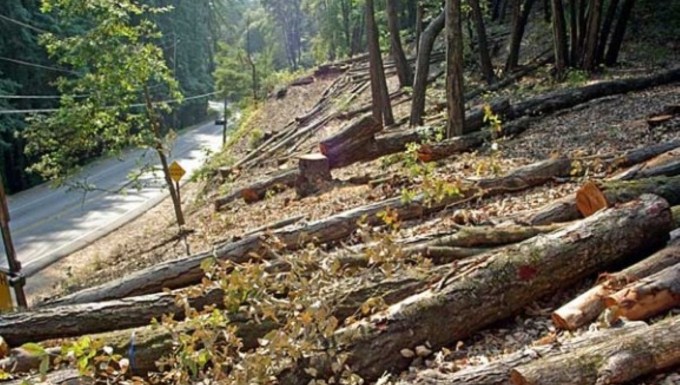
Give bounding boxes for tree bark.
[403,322,646,385]
[279,195,673,384]
[470,0,496,84]
[366,0,394,126]
[318,114,382,166]
[581,0,603,70]
[552,237,680,330]
[604,0,635,66]
[506,0,536,73]
[445,0,466,137]
[414,2,424,55]
[550,0,569,74]
[604,263,680,322]
[386,0,413,88]
[595,0,619,65]
[410,11,446,127]
[613,148,680,181]
[510,315,680,385]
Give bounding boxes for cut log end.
[510,369,530,385]
[576,181,609,217]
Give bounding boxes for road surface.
[2,119,224,276]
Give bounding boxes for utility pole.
[222,97,228,146]
[0,182,27,308]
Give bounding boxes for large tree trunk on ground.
[319,114,382,168]
[445,0,466,137]
[0,315,278,376]
[386,0,413,87]
[279,195,673,384]
[604,263,680,322]
[403,322,646,385]
[552,238,680,330]
[510,315,680,385]
[0,289,225,346]
[519,140,680,224]
[410,11,446,127]
[214,169,299,209]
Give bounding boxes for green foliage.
[25,0,181,183]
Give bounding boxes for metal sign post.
[0,182,27,309]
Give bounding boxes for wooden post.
[222,97,228,146]
[0,182,27,308]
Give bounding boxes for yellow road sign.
[168,161,186,183]
[0,272,12,312]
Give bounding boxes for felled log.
[0,288,225,346]
[552,237,680,330]
[404,322,646,385]
[48,153,580,306]
[507,66,680,120]
[0,314,278,376]
[519,141,680,225]
[604,263,680,322]
[510,315,680,385]
[279,195,673,384]
[214,169,299,209]
[576,175,680,217]
[614,147,680,180]
[319,114,382,168]
[290,76,315,86]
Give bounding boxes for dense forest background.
[1,0,677,193]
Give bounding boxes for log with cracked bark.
[403,322,646,385]
[552,237,680,330]
[277,195,673,385]
[510,315,680,385]
[604,262,680,322]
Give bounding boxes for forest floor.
[21,7,680,385]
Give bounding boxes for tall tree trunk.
[505,0,537,73]
[415,2,424,55]
[470,0,496,84]
[551,0,569,75]
[366,0,394,125]
[595,0,620,64]
[409,11,445,127]
[604,0,635,66]
[445,0,466,137]
[386,0,413,87]
[143,86,184,227]
[581,0,603,70]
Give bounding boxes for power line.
[0,91,218,115]
[0,13,49,34]
[0,56,78,75]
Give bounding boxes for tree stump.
[296,153,332,198]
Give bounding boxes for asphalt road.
[2,119,224,276]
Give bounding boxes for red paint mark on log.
[518,265,538,281]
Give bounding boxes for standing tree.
[470,0,496,83]
[551,0,569,74]
[410,9,445,127]
[25,0,186,227]
[505,0,536,73]
[366,0,394,126]
[386,0,413,88]
[445,0,465,137]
